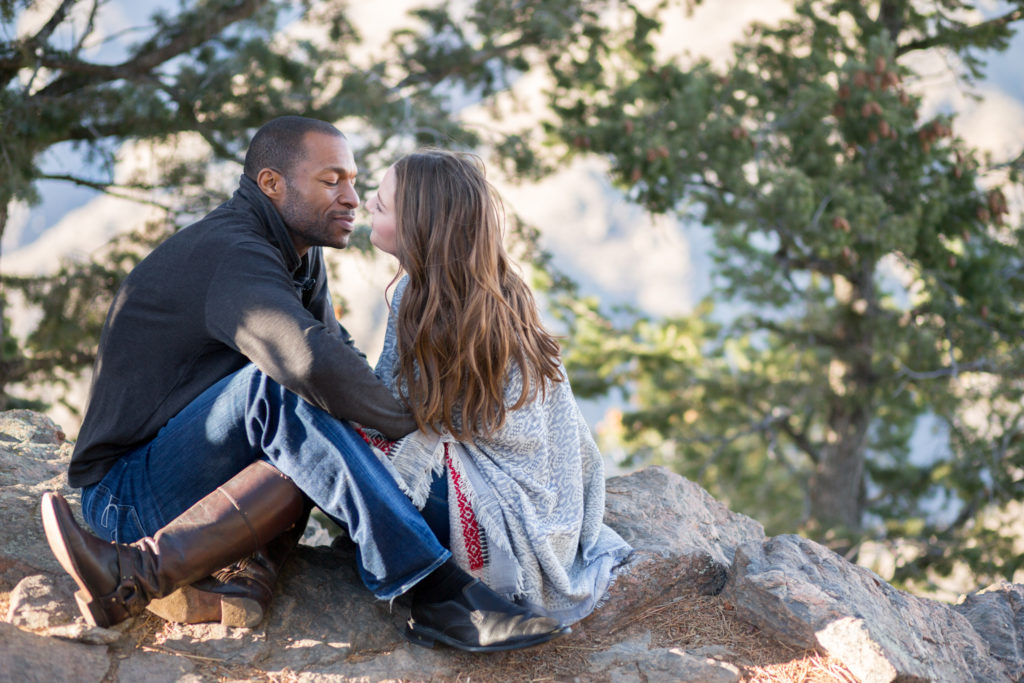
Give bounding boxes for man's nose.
[339,184,359,209]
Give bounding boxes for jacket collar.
[235,174,302,273]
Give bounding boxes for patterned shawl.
[369,276,632,624]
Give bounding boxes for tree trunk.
[809,268,877,536]
[0,200,7,246]
[0,200,9,409]
[806,264,880,540]
[808,396,871,532]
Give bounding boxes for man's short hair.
[243,116,345,180]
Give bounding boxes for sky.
[4,0,1024,437]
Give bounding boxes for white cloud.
[1,200,31,254]
[956,86,1024,159]
[654,0,793,66]
[342,0,419,48]
[4,194,160,276]
[900,29,1024,161]
[14,0,176,65]
[496,160,696,317]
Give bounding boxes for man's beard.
[279,194,348,250]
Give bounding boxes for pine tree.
[546,0,1024,584]
[0,0,611,403]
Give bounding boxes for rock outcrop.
[2,409,1022,682]
[723,534,1010,682]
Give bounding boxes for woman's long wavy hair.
[391,150,563,439]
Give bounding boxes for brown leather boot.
[40,460,305,628]
[145,504,312,627]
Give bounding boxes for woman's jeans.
[79,364,450,600]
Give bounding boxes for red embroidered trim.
[444,443,484,571]
[354,425,396,457]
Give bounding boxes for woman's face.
[368,167,398,257]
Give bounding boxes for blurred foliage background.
[2,0,1023,595]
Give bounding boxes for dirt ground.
[92,589,859,682]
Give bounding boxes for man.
[41,116,565,652]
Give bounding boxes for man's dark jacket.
[69,175,415,488]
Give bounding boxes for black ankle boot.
[407,575,569,652]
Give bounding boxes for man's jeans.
[79,364,450,599]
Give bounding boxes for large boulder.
[953,581,1024,681]
[1,621,110,682]
[584,466,765,632]
[0,410,77,587]
[2,409,1022,681]
[722,534,1011,682]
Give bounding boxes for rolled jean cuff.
[369,549,452,601]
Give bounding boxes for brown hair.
[391,150,563,439]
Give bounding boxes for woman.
[363,149,632,632]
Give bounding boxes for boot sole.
[73,590,109,628]
[221,597,264,628]
[146,585,222,624]
[40,493,110,627]
[147,587,264,628]
[403,621,570,653]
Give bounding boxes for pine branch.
[0,201,7,261]
[778,415,821,465]
[876,0,905,42]
[38,173,175,211]
[896,7,1024,56]
[72,0,102,58]
[157,84,241,163]
[0,0,80,87]
[895,357,1019,380]
[0,350,97,386]
[57,116,172,142]
[31,0,80,46]
[693,408,807,478]
[34,0,269,98]
[397,34,534,89]
[993,147,1024,171]
[746,315,848,350]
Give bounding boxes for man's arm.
[205,242,416,439]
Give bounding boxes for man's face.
[368,166,398,257]
[274,132,360,254]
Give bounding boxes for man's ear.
[256,168,285,200]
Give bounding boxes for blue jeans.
[80,364,450,599]
[422,470,450,549]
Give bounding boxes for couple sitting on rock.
[41,116,631,653]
